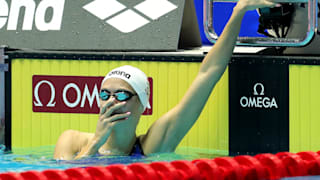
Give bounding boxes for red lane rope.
[2,151,320,180]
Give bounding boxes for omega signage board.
[229,57,289,155]
[32,75,153,115]
[0,0,185,51]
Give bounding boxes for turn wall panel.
[11,59,229,156]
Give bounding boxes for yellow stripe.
[22,59,32,147]
[187,63,200,149]
[11,60,22,147]
[289,65,320,152]
[32,59,42,147]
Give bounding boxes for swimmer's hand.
[74,97,130,159]
[236,0,280,11]
[94,97,131,147]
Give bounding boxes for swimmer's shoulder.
[72,130,94,150]
[57,130,94,153]
[55,130,93,159]
[61,130,93,142]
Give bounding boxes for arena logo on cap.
[240,83,278,109]
[108,70,131,79]
[0,0,65,31]
[83,0,178,33]
[32,75,153,115]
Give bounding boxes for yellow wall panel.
[11,60,22,147]
[290,65,320,153]
[11,59,229,156]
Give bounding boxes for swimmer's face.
[99,78,144,120]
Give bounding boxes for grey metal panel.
[178,0,202,49]
[0,0,185,51]
[284,4,320,54]
[0,47,6,146]
[0,72,4,146]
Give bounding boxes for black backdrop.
[229,58,289,156]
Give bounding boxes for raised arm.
[142,0,279,154]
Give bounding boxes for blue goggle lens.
[100,91,110,101]
[99,91,134,101]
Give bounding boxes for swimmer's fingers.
[99,97,115,116]
[256,0,279,8]
[264,0,280,7]
[106,112,131,123]
[104,101,127,118]
[238,0,279,11]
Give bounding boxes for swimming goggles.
[99,90,137,102]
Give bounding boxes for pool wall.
[9,51,229,155]
[6,51,320,155]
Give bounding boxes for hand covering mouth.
[111,111,123,116]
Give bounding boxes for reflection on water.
[0,145,223,173]
[0,146,71,173]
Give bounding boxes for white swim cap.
[101,65,151,111]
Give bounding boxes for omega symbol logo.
[253,83,264,96]
[83,0,178,33]
[33,80,56,107]
[240,83,278,109]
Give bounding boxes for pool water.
[1,146,320,180]
[0,145,219,173]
